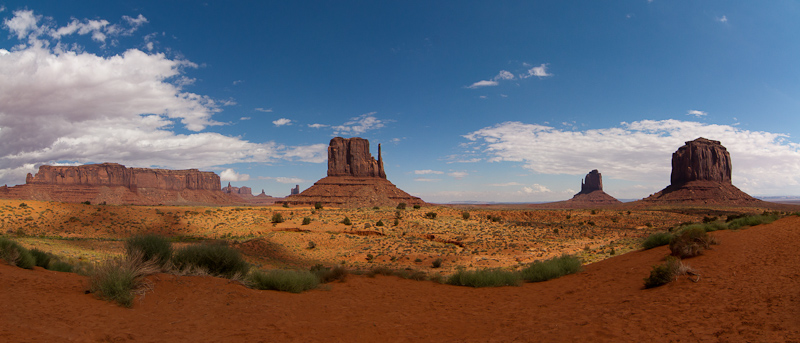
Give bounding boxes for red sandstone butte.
[567,169,621,205]
[282,137,422,207]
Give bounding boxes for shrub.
[247,269,319,293]
[642,232,673,250]
[89,252,159,307]
[311,265,348,283]
[393,219,399,226]
[396,203,407,210]
[271,213,284,224]
[172,243,250,278]
[519,255,582,283]
[125,234,172,268]
[727,214,779,230]
[314,202,323,210]
[307,241,316,249]
[375,220,384,226]
[29,248,52,268]
[644,256,693,288]
[0,237,35,269]
[81,200,91,205]
[669,227,716,258]
[462,212,470,220]
[282,202,289,208]
[413,204,421,209]
[341,217,352,225]
[431,258,443,268]
[49,260,74,273]
[425,212,437,219]
[446,268,521,288]
[302,217,311,225]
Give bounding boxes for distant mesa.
[290,185,300,196]
[281,137,423,207]
[223,182,279,205]
[567,169,621,205]
[640,137,761,205]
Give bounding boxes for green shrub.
[172,243,250,278]
[341,217,352,225]
[89,252,159,307]
[375,220,384,226]
[413,204,421,209]
[445,268,521,287]
[282,202,289,208]
[431,258,443,268]
[314,202,323,210]
[48,260,74,273]
[425,212,437,219]
[519,255,582,283]
[302,217,311,225]
[29,248,52,268]
[644,256,691,288]
[271,213,284,223]
[0,237,35,269]
[669,227,716,258]
[125,234,172,268]
[642,232,673,250]
[462,211,470,220]
[727,214,779,230]
[396,203,407,210]
[247,269,319,293]
[311,265,348,283]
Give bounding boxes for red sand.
[3,217,800,342]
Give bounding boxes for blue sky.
[1,1,799,202]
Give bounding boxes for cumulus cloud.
[255,108,273,112]
[519,63,552,79]
[464,119,800,195]
[522,184,552,194]
[415,170,444,175]
[272,118,292,126]
[467,80,499,88]
[282,144,327,163]
[687,110,707,117]
[448,171,468,179]
[240,117,251,121]
[220,168,250,182]
[414,178,441,182]
[467,70,516,89]
[332,112,385,135]
[717,15,728,23]
[308,123,328,129]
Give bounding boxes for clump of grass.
[396,202,406,210]
[0,236,35,269]
[125,234,172,268]
[302,217,311,225]
[49,260,74,273]
[644,256,694,289]
[314,202,323,210]
[341,217,352,225]
[669,227,717,258]
[445,268,521,287]
[88,251,159,307]
[247,269,319,293]
[519,255,582,283]
[375,220,384,226]
[642,232,674,250]
[424,212,437,219]
[727,213,779,230]
[413,204,421,209]
[431,258,443,268]
[311,265,348,283]
[462,211,470,220]
[172,243,250,278]
[29,248,52,268]
[271,212,284,223]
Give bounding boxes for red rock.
[327,137,385,178]
[566,170,621,206]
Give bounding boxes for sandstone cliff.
[566,169,621,206]
[327,137,386,178]
[27,163,220,191]
[579,170,604,194]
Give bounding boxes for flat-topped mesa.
[579,169,603,194]
[670,137,732,187]
[26,163,220,191]
[327,137,386,178]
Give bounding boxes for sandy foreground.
[2,217,800,342]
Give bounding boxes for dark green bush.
[375,220,384,226]
[247,269,319,293]
[425,212,437,219]
[413,204,421,209]
[669,227,716,258]
[341,217,352,225]
[0,237,35,269]
[311,265,348,283]
[445,268,521,287]
[462,212,470,220]
[396,203,407,210]
[314,202,323,210]
[302,217,311,225]
[125,234,172,268]
[431,258,443,268]
[172,243,250,278]
[644,256,686,289]
[519,255,582,283]
[642,232,673,250]
[727,214,779,230]
[271,212,284,223]
[29,248,52,268]
[48,260,74,273]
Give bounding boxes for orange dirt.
[3,217,800,342]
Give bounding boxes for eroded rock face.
[580,170,603,194]
[327,137,386,178]
[671,138,732,186]
[27,163,220,191]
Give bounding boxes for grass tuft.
[641,232,673,250]
[644,256,694,288]
[29,248,52,268]
[247,269,319,293]
[519,255,582,283]
[0,236,35,269]
[311,265,348,283]
[669,227,716,258]
[88,251,159,307]
[125,234,172,268]
[172,243,250,278]
[445,268,521,288]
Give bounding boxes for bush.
[271,213,284,223]
[519,255,582,283]
[375,220,384,226]
[307,241,316,249]
[431,258,443,268]
[413,204,421,209]
[89,252,159,307]
[314,202,323,210]
[445,268,521,287]
[302,217,311,225]
[642,232,673,250]
[396,203,407,210]
[425,212,437,219]
[727,214,779,230]
[0,237,35,269]
[311,265,348,283]
[644,256,692,288]
[247,269,319,293]
[462,212,470,220]
[341,217,352,225]
[49,260,74,273]
[669,227,716,258]
[125,234,172,268]
[29,248,52,268]
[172,243,250,278]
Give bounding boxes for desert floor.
[1,215,799,342]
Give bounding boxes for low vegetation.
[88,251,159,307]
[125,234,172,268]
[642,232,673,250]
[172,243,250,278]
[247,269,320,293]
[0,236,35,269]
[446,268,522,287]
[669,227,717,258]
[519,255,582,283]
[644,256,695,289]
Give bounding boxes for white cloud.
[282,144,327,163]
[487,182,523,187]
[240,117,251,120]
[464,119,800,195]
[122,14,148,28]
[4,10,39,39]
[220,168,250,182]
[0,6,6,13]
[479,95,488,99]
[466,70,515,89]
[519,63,552,79]
[467,80,498,88]
[495,70,514,80]
[232,80,243,85]
[255,108,273,112]
[522,184,552,194]
[260,176,306,184]
[415,170,444,175]
[718,15,728,23]
[308,123,329,129]
[687,110,707,117]
[448,171,468,179]
[272,118,292,126]
[332,112,385,135]
[414,178,441,182]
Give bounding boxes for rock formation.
[223,182,253,196]
[222,183,278,205]
[290,185,300,195]
[281,137,423,207]
[566,170,621,206]
[0,163,239,205]
[640,138,760,205]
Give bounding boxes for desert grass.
[644,256,695,288]
[172,243,250,278]
[641,232,674,250]
[445,268,521,287]
[311,265,348,283]
[0,236,35,269]
[125,234,172,268]
[29,248,52,268]
[727,213,780,230]
[519,255,582,283]
[88,250,159,307]
[247,269,320,293]
[669,227,717,258]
